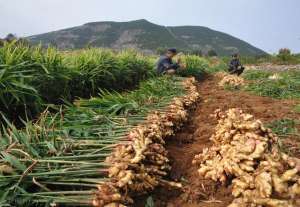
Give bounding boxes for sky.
[1,0,300,53]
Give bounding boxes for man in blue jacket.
[228,53,245,76]
[156,48,181,75]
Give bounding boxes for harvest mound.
[193,108,300,207]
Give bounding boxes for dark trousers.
[229,66,245,76]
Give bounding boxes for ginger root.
[218,74,245,87]
[193,109,300,207]
[93,78,199,207]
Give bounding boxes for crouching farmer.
[156,48,183,75]
[228,53,245,76]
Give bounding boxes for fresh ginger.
[218,74,245,87]
[93,78,199,207]
[193,108,300,207]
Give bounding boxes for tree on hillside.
[4,33,17,42]
[0,34,30,47]
[207,49,218,57]
[191,49,203,57]
[156,47,167,55]
[278,48,291,55]
[276,48,298,64]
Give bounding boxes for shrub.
[191,49,203,57]
[279,48,291,55]
[156,47,167,55]
[178,55,209,79]
[242,70,272,80]
[275,48,300,65]
[207,49,218,57]
[206,58,227,73]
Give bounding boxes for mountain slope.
[28,19,266,56]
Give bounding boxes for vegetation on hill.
[27,19,266,56]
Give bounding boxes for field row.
[0,42,210,124]
[0,75,199,206]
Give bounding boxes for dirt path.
[136,75,299,207]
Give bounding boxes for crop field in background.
[0,42,154,124]
[0,41,210,125]
[243,69,300,99]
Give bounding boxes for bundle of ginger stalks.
[216,72,245,87]
[193,108,300,207]
[93,77,200,207]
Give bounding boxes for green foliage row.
[266,118,299,154]
[267,119,299,137]
[221,55,272,65]
[242,70,272,80]
[155,47,217,57]
[243,70,300,99]
[0,42,154,123]
[0,76,186,206]
[0,41,211,125]
[178,55,209,80]
[275,49,300,65]
[221,51,300,65]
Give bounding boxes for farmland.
[0,42,207,206]
[0,41,300,207]
[141,69,300,207]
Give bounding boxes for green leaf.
[1,152,27,172]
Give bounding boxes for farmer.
[228,53,245,76]
[156,48,182,75]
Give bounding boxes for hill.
[28,19,266,56]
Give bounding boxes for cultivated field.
[0,42,299,207]
[139,70,300,207]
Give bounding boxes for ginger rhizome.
[93,78,199,207]
[193,108,300,207]
[217,73,245,87]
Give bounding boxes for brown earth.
[135,75,300,207]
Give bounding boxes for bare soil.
[135,75,300,207]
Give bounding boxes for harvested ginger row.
[93,77,200,207]
[193,108,300,207]
[216,72,245,87]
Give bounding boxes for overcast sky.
[1,0,300,53]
